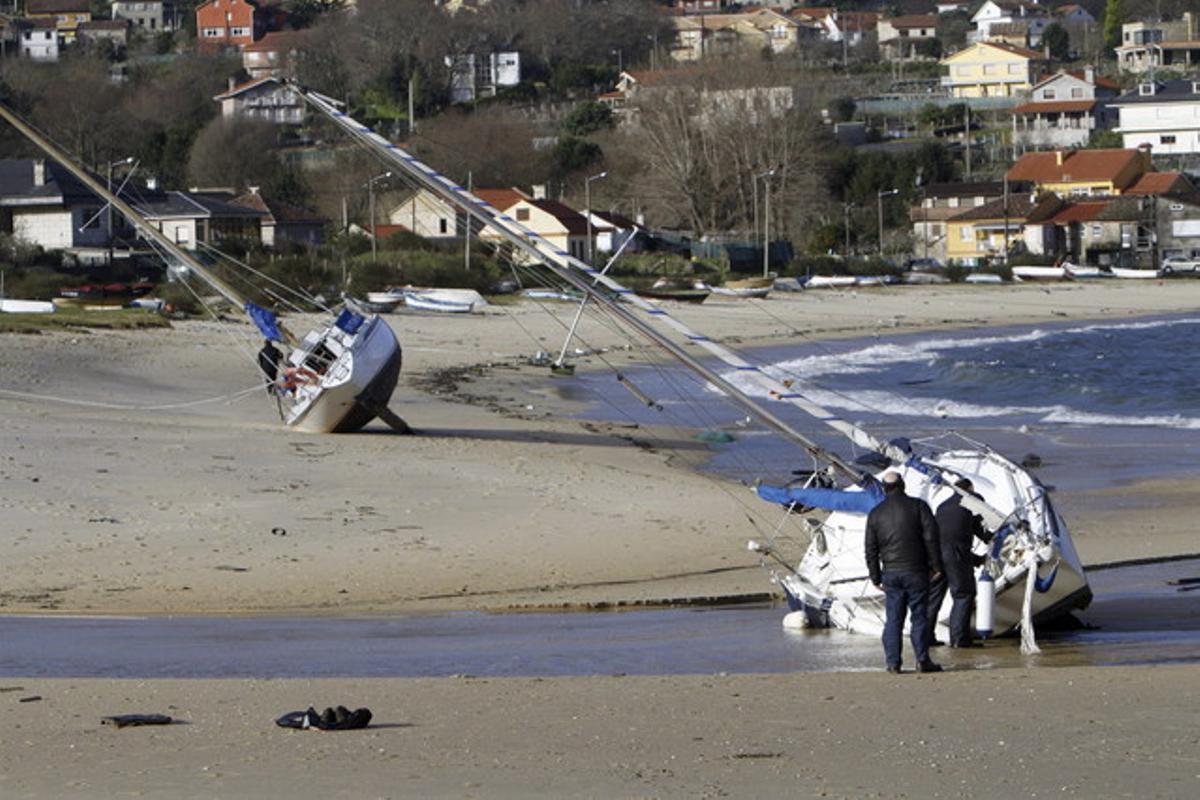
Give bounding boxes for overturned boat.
[0,101,403,435]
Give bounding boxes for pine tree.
[1103,0,1123,52]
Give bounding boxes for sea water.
[567,313,1200,492]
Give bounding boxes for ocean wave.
[739,315,1200,384]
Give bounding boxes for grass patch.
[0,307,172,334]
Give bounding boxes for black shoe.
[929,639,946,647]
[950,641,982,649]
[886,665,902,674]
[916,661,943,673]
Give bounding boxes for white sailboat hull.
[1012,266,1066,281]
[284,314,403,434]
[779,450,1090,638]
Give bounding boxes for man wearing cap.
[865,471,944,674]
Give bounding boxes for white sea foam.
[717,316,1200,431]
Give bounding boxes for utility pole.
[844,203,854,258]
[464,170,472,271]
[964,104,972,178]
[755,169,775,276]
[877,189,899,257]
[1002,176,1010,266]
[408,77,416,135]
[585,171,607,265]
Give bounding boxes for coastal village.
[3,3,1200,799]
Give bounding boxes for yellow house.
[945,194,1060,265]
[26,0,92,44]
[939,41,1043,98]
[1005,148,1152,196]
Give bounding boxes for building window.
[1071,87,1083,98]
[1091,224,1101,238]
[230,27,250,37]
[960,227,972,241]
[1161,135,1177,144]
[983,64,997,75]
[438,218,447,234]
[1007,64,1021,75]
[516,208,529,222]
[1043,89,1056,100]
[948,197,960,208]
[202,27,222,38]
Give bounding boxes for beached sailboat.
[0,102,404,435]
[290,84,1089,644]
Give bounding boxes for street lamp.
[877,188,899,258]
[365,171,392,263]
[757,169,776,277]
[585,170,607,265]
[843,202,855,259]
[105,156,134,264]
[612,48,623,73]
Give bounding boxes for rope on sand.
[0,384,265,411]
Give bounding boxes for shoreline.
[2,282,1199,617]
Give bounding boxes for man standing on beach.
[865,471,944,674]
[935,478,991,648]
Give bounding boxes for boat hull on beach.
[283,314,403,434]
[774,450,1090,639]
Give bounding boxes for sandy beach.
[3,280,1200,797]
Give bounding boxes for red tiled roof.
[474,188,529,211]
[1011,100,1097,114]
[983,41,1044,59]
[529,199,599,236]
[1125,172,1193,196]
[886,15,938,28]
[242,30,305,52]
[213,77,279,100]
[1005,149,1146,186]
[1064,70,1121,90]
[1047,201,1108,224]
[368,224,408,239]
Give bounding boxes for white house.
[447,51,520,103]
[1111,79,1200,155]
[16,18,59,61]
[388,188,466,240]
[970,0,1049,46]
[0,159,113,255]
[878,15,939,61]
[132,190,263,250]
[111,1,176,32]
[213,77,304,125]
[1011,68,1120,149]
[1115,13,1200,73]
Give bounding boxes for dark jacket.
[864,490,943,584]
[935,493,989,589]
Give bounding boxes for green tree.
[1103,0,1123,51]
[561,101,615,137]
[1043,23,1071,61]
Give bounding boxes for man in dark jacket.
[934,478,992,648]
[865,471,944,674]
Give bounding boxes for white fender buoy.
[782,611,809,630]
[975,571,995,639]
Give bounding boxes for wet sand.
[3,666,1198,798]
[3,281,1200,796]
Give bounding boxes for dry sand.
[2,280,1200,798]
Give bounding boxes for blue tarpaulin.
[756,481,885,514]
[245,303,283,342]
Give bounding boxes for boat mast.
[293,85,1015,526]
[0,101,261,325]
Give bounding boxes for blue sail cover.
[245,303,283,342]
[756,481,885,514]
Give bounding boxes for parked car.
[1159,256,1200,275]
[904,257,943,272]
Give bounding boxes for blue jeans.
[882,571,931,669]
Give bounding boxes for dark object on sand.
[19,695,42,703]
[102,714,173,728]
[276,706,373,731]
[1021,453,1043,468]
